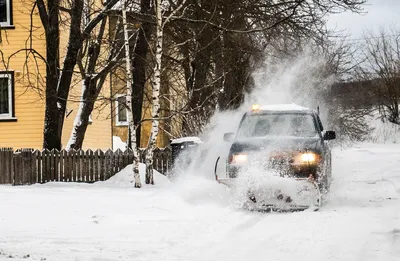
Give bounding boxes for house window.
[0,0,12,27]
[0,72,14,119]
[116,95,128,126]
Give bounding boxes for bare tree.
[35,0,119,150]
[65,13,125,150]
[162,0,367,136]
[358,27,400,124]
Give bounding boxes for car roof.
[258,103,311,111]
[248,103,317,114]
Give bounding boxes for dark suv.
[223,104,336,193]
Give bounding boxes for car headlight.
[293,152,320,165]
[300,153,316,162]
[229,154,248,164]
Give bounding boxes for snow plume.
[169,49,335,207]
[247,48,335,109]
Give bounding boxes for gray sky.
[326,0,400,39]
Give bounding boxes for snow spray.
[170,48,335,207]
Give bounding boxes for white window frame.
[0,72,13,119]
[115,94,128,126]
[0,0,12,27]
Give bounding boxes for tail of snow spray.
[169,49,334,208]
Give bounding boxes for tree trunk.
[65,78,97,150]
[56,0,84,142]
[42,0,61,150]
[145,0,163,185]
[38,0,119,150]
[122,0,141,188]
[66,19,106,150]
[131,0,152,148]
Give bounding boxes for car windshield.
[236,112,318,138]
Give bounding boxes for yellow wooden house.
[0,0,112,150]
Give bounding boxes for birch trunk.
[145,0,163,185]
[122,0,141,188]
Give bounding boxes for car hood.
[229,136,322,154]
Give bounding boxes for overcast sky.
[326,0,400,39]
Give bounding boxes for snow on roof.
[170,136,203,145]
[258,103,311,111]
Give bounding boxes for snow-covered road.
[0,143,399,261]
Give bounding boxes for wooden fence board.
[21,149,32,185]
[6,148,13,184]
[0,148,12,184]
[99,150,105,181]
[60,150,65,181]
[71,150,76,182]
[54,149,59,181]
[37,150,42,183]
[87,149,93,182]
[13,152,22,185]
[49,149,54,182]
[32,150,39,183]
[75,150,80,182]
[93,150,99,181]
[64,150,72,182]
[80,149,85,182]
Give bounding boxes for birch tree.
[145,0,186,184]
[121,0,142,188]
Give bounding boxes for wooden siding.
[0,0,46,149]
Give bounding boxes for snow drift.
[97,163,171,188]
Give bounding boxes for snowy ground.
[1,143,400,261]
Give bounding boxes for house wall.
[0,0,112,150]
[110,62,172,149]
[0,0,46,149]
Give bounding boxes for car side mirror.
[223,132,235,142]
[323,130,336,140]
